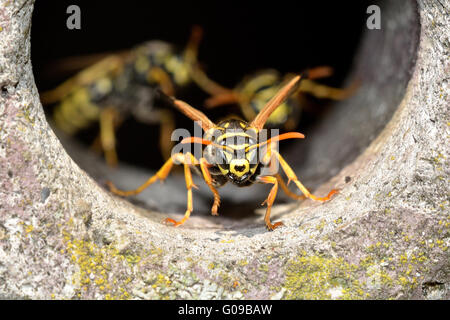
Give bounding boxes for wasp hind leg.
[274,151,338,202]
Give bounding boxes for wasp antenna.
[154,89,215,131]
[180,136,212,145]
[247,132,305,151]
[250,75,302,130]
[172,99,216,131]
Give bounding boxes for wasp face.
[205,119,260,186]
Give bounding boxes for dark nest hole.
[31,0,420,229]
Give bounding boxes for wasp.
[40,27,204,166]
[186,31,358,130]
[107,75,338,231]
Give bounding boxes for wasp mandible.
[107,75,338,231]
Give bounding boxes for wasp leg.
[199,157,221,216]
[107,153,199,227]
[275,173,306,200]
[274,150,338,201]
[107,154,177,196]
[299,79,357,101]
[163,153,199,227]
[258,175,283,231]
[99,107,120,167]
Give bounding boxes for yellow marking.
[94,78,113,95]
[77,100,100,120]
[267,102,289,125]
[165,55,190,86]
[230,159,250,177]
[217,132,251,142]
[134,55,150,73]
[240,72,279,99]
[253,86,290,125]
[60,100,91,129]
[218,164,229,176]
[225,144,249,150]
[223,122,230,128]
[53,86,101,134]
[54,108,77,134]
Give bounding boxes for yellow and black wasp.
[40,27,204,166]
[107,74,338,231]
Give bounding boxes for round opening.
[31,0,420,230]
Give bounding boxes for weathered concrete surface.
[0,0,449,299]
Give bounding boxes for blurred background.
[31,0,370,170]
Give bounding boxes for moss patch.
[284,252,368,300]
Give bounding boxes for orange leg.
[199,157,221,215]
[163,154,198,227]
[106,156,175,196]
[258,175,283,231]
[107,153,199,227]
[274,151,338,201]
[275,174,306,201]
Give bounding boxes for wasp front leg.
[107,152,199,227]
[258,175,283,231]
[275,173,306,201]
[163,153,199,227]
[199,157,221,216]
[273,150,338,202]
